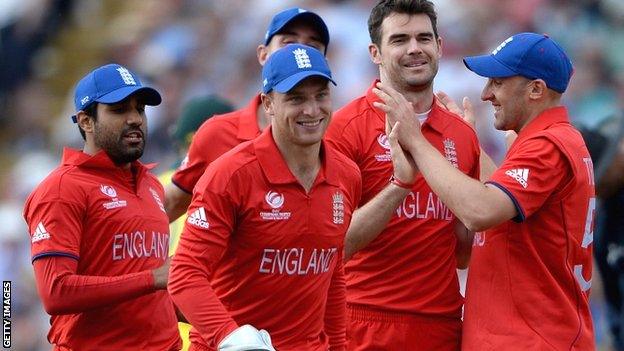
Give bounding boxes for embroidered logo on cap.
[116,67,137,85]
[293,48,312,69]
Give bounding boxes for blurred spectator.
[583,114,624,350]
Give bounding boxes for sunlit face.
[264,76,332,148]
[92,96,148,165]
[258,18,327,65]
[481,76,532,132]
[371,13,442,92]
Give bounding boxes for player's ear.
[77,111,95,134]
[257,44,269,65]
[528,79,547,100]
[369,43,382,65]
[260,93,275,117]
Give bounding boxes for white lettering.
[112,231,169,261]
[285,249,299,275]
[396,191,454,221]
[583,158,595,185]
[258,247,337,275]
[112,234,123,260]
[259,249,274,273]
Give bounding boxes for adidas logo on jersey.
[32,222,50,243]
[505,168,529,189]
[187,207,209,229]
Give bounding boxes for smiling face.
[90,95,148,165]
[370,13,441,93]
[263,76,332,148]
[481,76,532,132]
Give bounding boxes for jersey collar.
[62,147,155,171]
[364,79,446,135]
[237,94,263,141]
[513,106,570,148]
[253,127,339,187]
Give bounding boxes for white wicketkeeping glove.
[218,324,276,351]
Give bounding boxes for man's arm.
[375,83,517,232]
[342,118,414,261]
[165,182,192,223]
[324,251,346,351]
[33,255,168,315]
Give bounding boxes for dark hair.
[368,0,438,47]
[78,103,98,140]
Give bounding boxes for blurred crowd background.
[1,0,623,350]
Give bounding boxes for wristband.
[390,175,415,189]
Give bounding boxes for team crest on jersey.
[260,191,291,220]
[443,138,458,168]
[332,192,344,224]
[149,187,166,213]
[100,184,127,209]
[375,133,392,162]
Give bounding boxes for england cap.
[262,44,335,94]
[463,32,573,93]
[264,8,330,52]
[71,63,161,122]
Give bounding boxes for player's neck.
[380,77,434,114]
[273,135,321,193]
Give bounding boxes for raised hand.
[436,91,476,129]
[372,82,423,150]
[386,118,417,185]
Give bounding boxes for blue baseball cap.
[463,32,573,93]
[71,63,161,122]
[262,44,336,94]
[264,8,330,52]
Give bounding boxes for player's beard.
[94,123,146,165]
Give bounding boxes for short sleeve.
[25,198,84,262]
[171,125,214,194]
[487,137,570,222]
[325,114,362,163]
[178,168,237,269]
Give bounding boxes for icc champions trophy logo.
[265,191,285,209]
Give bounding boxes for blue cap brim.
[271,71,336,94]
[96,86,162,106]
[463,55,518,78]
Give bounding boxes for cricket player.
[375,32,596,350]
[23,64,181,350]
[168,44,362,351]
[158,94,234,351]
[165,7,330,223]
[324,1,479,349]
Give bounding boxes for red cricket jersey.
[325,80,480,318]
[172,95,262,193]
[23,148,180,350]
[169,128,362,351]
[463,107,595,350]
